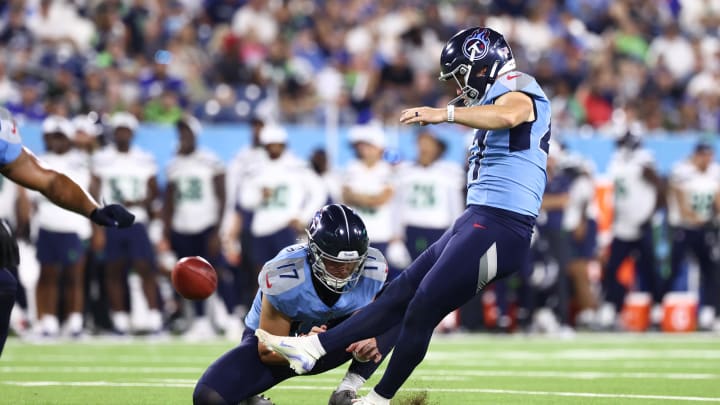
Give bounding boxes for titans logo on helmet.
[462,29,490,61]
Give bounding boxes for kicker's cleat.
[351,390,391,405]
[255,329,321,375]
[328,390,357,405]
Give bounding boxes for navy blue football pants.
[318,205,534,399]
[666,227,720,312]
[194,324,399,404]
[0,267,17,357]
[603,224,662,310]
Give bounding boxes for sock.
[0,292,14,356]
[112,311,130,333]
[147,309,163,332]
[41,315,60,336]
[0,268,17,356]
[336,371,366,393]
[307,334,327,357]
[66,312,83,335]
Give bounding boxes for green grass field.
[1,333,719,404]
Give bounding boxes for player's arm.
[399,91,534,129]
[0,147,98,217]
[212,173,226,231]
[342,185,393,208]
[162,180,177,240]
[144,177,159,218]
[670,181,701,225]
[642,165,666,209]
[257,295,293,365]
[541,192,569,210]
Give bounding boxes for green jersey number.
[175,177,203,202]
[262,185,288,209]
[109,176,141,202]
[408,183,436,208]
[614,178,627,201]
[691,192,715,218]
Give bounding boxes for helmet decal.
[462,29,490,61]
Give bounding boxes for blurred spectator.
[5,78,46,122]
[0,0,716,131]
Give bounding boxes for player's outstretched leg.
[255,232,449,374]
[0,268,18,356]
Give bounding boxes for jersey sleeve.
[0,118,23,165]
[489,71,546,102]
[257,245,308,317]
[362,247,388,284]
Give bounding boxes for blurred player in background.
[255,27,551,404]
[600,131,664,329]
[665,141,720,330]
[32,116,92,338]
[561,153,599,328]
[394,130,464,261]
[237,124,326,280]
[0,107,134,356]
[162,115,234,340]
[90,112,162,335]
[194,204,396,405]
[224,116,266,322]
[343,124,400,275]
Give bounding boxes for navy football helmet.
[439,27,516,106]
[306,204,369,293]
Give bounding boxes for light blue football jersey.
[244,243,387,335]
[466,71,550,217]
[0,117,22,166]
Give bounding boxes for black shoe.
[328,390,357,405]
[246,394,274,405]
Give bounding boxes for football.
[171,256,217,300]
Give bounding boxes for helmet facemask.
[440,58,515,106]
[307,230,367,294]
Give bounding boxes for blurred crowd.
[1,0,720,133]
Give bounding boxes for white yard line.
[1,366,716,380]
[3,381,720,402]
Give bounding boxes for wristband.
[447,105,455,122]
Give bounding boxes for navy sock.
[0,268,18,357]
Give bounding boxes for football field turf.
[1,333,719,404]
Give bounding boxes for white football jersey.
[563,174,597,231]
[0,175,18,225]
[394,160,464,230]
[92,145,157,224]
[33,151,92,237]
[607,148,657,240]
[166,149,225,233]
[239,152,326,237]
[343,160,395,242]
[669,160,720,228]
[226,145,266,211]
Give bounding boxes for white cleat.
[350,390,390,405]
[254,329,319,375]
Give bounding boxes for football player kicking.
[193,204,398,405]
[0,107,134,356]
[255,26,551,404]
